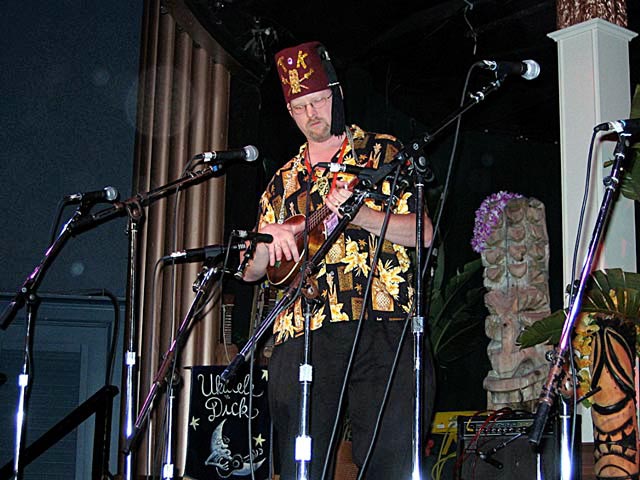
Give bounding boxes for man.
[242,41,435,479]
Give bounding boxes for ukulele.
[266,178,359,286]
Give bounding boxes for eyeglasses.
[289,93,333,115]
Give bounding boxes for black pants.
[268,320,436,479]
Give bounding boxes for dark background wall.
[1,2,142,476]
[1,2,142,299]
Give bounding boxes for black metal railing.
[0,384,119,480]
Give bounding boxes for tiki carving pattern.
[481,197,551,411]
[590,317,639,480]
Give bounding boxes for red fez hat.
[275,41,331,103]
[274,41,345,135]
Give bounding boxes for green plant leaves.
[517,309,565,347]
[428,258,487,364]
[620,84,640,201]
[517,269,640,348]
[584,269,640,319]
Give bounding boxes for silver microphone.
[161,243,245,264]
[63,186,119,204]
[594,118,640,134]
[232,230,274,243]
[195,145,259,163]
[477,60,541,80]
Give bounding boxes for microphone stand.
[410,161,427,480]
[390,75,508,480]
[295,297,319,480]
[529,133,633,448]
[123,207,141,480]
[0,202,98,480]
[393,76,505,169]
[77,165,226,480]
[1,163,227,480]
[122,255,224,461]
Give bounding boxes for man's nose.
[304,104,318,116]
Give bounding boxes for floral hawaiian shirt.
[257,125,416,344]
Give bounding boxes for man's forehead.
[289,88,331,105]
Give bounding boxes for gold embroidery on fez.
[325,236,346,265]
[276,53,315,96]
[296,50,309,69]
[372,277,394,312]
[287,66,314,95]
[336,265,353,291]
[288,69,303,94]
[290,50,315,94]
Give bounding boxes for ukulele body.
[266,214,332,286]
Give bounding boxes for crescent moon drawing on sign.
[232,458,266,476]
[205,419,232,468]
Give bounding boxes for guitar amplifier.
[456,412,576,480]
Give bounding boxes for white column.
[548,18,637,442]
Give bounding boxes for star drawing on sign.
[190,416,200,430]
[253,434,266,448]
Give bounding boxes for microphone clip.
[192,262,223,292]
[235,239,256,280]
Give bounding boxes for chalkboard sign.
[184,365,271,480]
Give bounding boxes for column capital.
[548,18,637,43]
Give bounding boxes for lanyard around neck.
[304,135,350,194]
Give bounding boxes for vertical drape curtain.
[124,0,230,475]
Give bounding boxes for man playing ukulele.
[242,41,435,479]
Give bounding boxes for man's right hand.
[241,221,303,282]
[259,222,302,267]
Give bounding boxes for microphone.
[63,186,119,204]
[195,145,259,163]
[315,162,412,189]
[477,59,541,80]
[161,243,246,264]
[316,162,370,175]
[231,230,274,244]
[594,118,640,134]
